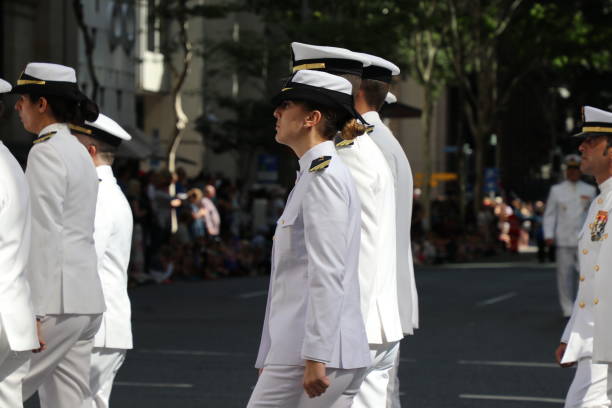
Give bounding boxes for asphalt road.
[25,256,575,408]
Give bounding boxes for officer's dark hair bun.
[79,97,99,123]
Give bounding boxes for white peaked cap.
[291,42,372,66]
[385,92,397,104]
[24,62,77,83]
[291,69,353,95]
[291,42,371,76]
[0,78,11,93]
[564,154,581,166]
[583,106,612,123]
[575,105,612,137]
[87,113,132,141]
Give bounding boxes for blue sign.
[484,167,500,193]
[257,154,279,183]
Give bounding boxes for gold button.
[598,198,604,204]
[595,298,600,305]
[595,265,600,272]
[583,249,589,255]
[579,301,586,308]
[605,234,609,240]
[580,275,585,281]
[281,220,285,225]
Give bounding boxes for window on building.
[116,89,122,111]
[147,0,160,52]
[136,95,144,130]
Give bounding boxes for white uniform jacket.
[93,165,133,349]
[544,180,596,248]
[336,129,404,344]
[255,141,370,370]
[561,177,612,364]
[364,111,419,334]
[0,142,38,351]
[25,123,105,316]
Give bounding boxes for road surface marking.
[476,291,517,307]
[458,360,557,368]
[460,394,563,404]
[434,262,555,269]
[115,381,193,389]
[237,290,268,299]
[136,349,249,357]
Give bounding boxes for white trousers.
[88,348,126,408]
[22,314,102,408]
[565,358,612,408]
[386,345,401,408]
[247,365,367,408]
[353,341,400,408]
[0,320,31,408]
[557,247,579,317]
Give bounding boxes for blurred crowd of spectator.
[411,193,553,264]
[115,162,555,284]
[115,164,282,287]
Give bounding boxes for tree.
[398,0,451,231]
[153,0,236,231]
[443,0,525,214]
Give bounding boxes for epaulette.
[33,131,57,145]
[365,125,375,134]
[309,156,332,172]
[335,136,355,148]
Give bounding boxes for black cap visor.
[362,66,393,83]
[573,122,612,138]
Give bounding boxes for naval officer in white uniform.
[291,43,405,408]
[353,53,420,408]
[556,106,612,408]
[0,78,40,408]
[544,154,596,317]
[12,62,106,408]
[70,114,133,408]
[248,70,371,408]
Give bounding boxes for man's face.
[566,167,581,182]
[579,135,609,176]
[14,94,42,133]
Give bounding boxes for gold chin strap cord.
[293,63,326,72]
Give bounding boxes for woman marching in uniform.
[247,70,371,408]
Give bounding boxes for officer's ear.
[86,143,97,159]
[36,96,49,114]
[303,109,322,129]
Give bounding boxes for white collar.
[96,165,115,182]
[362,111,382,124]
[38,122,68,136]
[599,177,612,194]
[298,140,335,173]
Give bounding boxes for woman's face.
[15,94,44,134]
[273,100,308,146]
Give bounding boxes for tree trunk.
[421,87,435,232]
[473,127,486,216]
[167,5,193,233]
